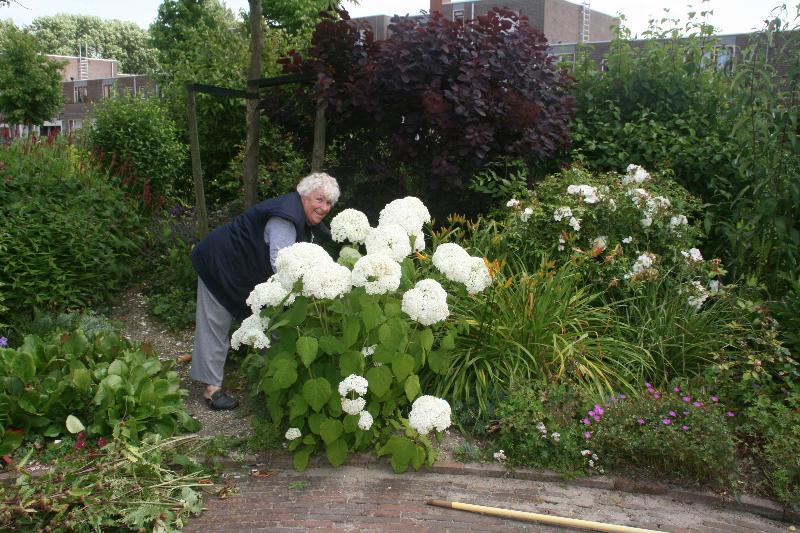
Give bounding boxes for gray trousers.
[190,277,234,387]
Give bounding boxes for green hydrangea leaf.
[404,374,421,402]
[303,377,332,412]
[339,350,364,377]
[296,336,319,367]
[366,366,393,397]
[326,437,348,467]
[392,354,415,382]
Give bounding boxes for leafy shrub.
[88,92,188,202]
[0,138,145,334]
[492,380,586,473]
[0,328,200,456]
[586,384,736,485]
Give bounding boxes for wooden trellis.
[185,73,317,236]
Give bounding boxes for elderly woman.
[190,172,340,410]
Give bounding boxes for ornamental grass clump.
[239,197,491,473]
[584,384,736,484]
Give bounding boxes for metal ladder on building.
[581,0,591,43]
[78,43,89,80]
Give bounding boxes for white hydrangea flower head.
[246,276,296,315]
[408,395,452,434]
[300,262,352,300]
[623,164,651,185]
[358,410,374,430]
[669,214,688,230]
[230,313,271,351]
[342,397,367,415]
[338,374,369,397]
[567,184,599,203]
[378,196,431,237]
[462,256,492,294]
[681,248,704,263]
[432,242,470,281]
[285,427,301,441]
[506,198,520,208]
[591,236,608,253]
[351,254,402,295]
[275,242,333,289]
[553,206,573,221]
[401,279,450,326]
[520,207,534,222]
[365,224,412,262]
[330,208,372,244]
[569,216,581,232]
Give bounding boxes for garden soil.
[111,285,796,532]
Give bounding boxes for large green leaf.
[71,368,92,392]
[360,297,384,331]
[419,328,434,352]
[427,350,451,374]
[404,375,421,402]
[391,354,415,382]
[341,320,360,348]
[319,335,346,355]
[319,418,343,445]
[288,394,309,419]
[62,330,89,357]
[302,377,332,412]
[296,336,319,367]
[293,447,312,471]
[379,436,415,474]
[308,413,327,434]
[0,430,24,456]
[365,366,393,397]
[65,414,85,434]
[271,359,299,390]
[326,438,348,467]
[11,351,36,383]
[339,350,364,377]
[108,359,128,377]
[379,318,408,351]
[286,297,309,326]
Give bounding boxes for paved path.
[184,458,794,532]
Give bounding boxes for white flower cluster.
[622,236,633,244]
[507,198,520,208]
[567,184,600,204]
[230,313,271,350]
[361,344,376,358]
[431,243,492,294]
[520,207,534,222]
[351,253,402,295]
[623,164,651,185]
[246,277,296,315]
[378,196,430,252]
[591,236,608,253]
[275,242,352,300]
[681,247,703,263]
[365,224,412,262]
[337,374,373,429]
[408,395,452,434]
[401,279,450,325]
[330,208,371,244]
[624,252,657,280]
[493,449,507,462]
[553,206,573,221]
[644,196,671,215]
[569,216,582,232]
[536,421,547,437]
[669,214,688,231]
[338,374,369,397]
[626,187,650,207]
[285,427,301,440]
[688,280,710,309]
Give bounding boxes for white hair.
[296,172,340,204]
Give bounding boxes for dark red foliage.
[273,8,574,193]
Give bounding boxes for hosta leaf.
[62,330,89,357]
[11,351,36,383]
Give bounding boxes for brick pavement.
[183,459,794,532]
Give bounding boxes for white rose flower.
[342,397,367,415]
[551,432,561,443]
[622,236,633,244]
[408,395,452,434]
[401,279,450,326]
[506,198,520,208]
[625,252,657,280]
[623,164,651,184]
[365,224,412,262]
[669,214,688,230]
[285,427,301,441]
[708,280,720,293]
[567,184,599,203]
[626,188,650,207]
[338,374,369,397]
[330,208,372,244]
[520,207,534,221]
[358,410,374,430]
[681,248,704,263]
[351,254,402,295]
[493,450,507,462]
[553,206,573,221]
[230,313,271,351]
[568,216,581,232]
[640,216,653,228]
[246,276,296,315]
[688,280,709,309]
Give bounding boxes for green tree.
[261,0,338,34]
[26,14,157,74]
[0,27,65,135]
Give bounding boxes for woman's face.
[300,187,333,226]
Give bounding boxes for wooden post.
[311,98,327,172]
[243,0,264,209]
[186,83,209,237]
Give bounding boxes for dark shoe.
[206,389,239,410]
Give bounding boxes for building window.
[453,9,464,23]
[102,84,113,99]
[73,86,88,103]
[701,44,736,73]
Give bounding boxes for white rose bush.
[235,196,493,473]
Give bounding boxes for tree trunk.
[243,0,264,209]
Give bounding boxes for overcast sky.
[1,1,789,38]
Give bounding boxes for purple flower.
[727,411,736,417]
[594,405,605,415]
[682,396,691,402]
[673,386,681,393]
[692,401,702,408]
[661,418,671,425]
[683,411,690,416]
[619,394,627,400]
[638,418,646,425]
[653,392,661,399]
[681,425,689,431]
[668,411,677,417]
[645,382,653,389]
[0,336,7,347]
[582,417,591,426]
[583,431,592,440]
[710,396,719,402]
[593,415,601,422]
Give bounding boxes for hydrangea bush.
[238,197,492,473]
[503,165,724,309]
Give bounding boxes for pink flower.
[593,415,601,422]
[594,405,605,415]
[638,418,646,425]
[582,417,591,425]
[97,437,108,448]
[682,396,691,402]
[710,396,719,402]
[673,386,681,393]
[583,431,592,440]
[645,382,653,389]
[619,394,627,400]
[727,411,736,417]
[692,401,703,407]
[661,418,671,425]
[668,411,677,417]
[588,410,595,417]
[681,425,689,431]
[653,392,661,399]
[683,411,690,415]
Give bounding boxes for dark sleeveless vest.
[191,191,330,319]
